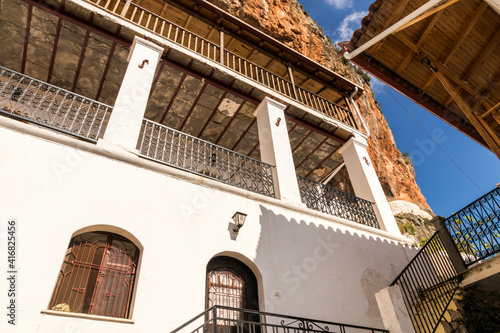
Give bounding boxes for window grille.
[49,231,139,319]
[207,269,246,326]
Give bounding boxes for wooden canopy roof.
[341,0,500,158]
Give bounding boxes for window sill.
[41,310,135,324]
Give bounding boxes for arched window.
[206,256,259,327]
[49,231,139,319]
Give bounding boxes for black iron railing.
[0,66,111,142]
[297,175,379,229]
[139,119,275,197]
[170,305,389,333]
[390,232,461,333]
[443,186,500,266]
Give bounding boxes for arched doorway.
[206,256,259,331]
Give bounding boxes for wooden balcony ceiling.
[0,0,350,184]
[343,0,500,156]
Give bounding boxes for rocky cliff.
[209,0,431,214]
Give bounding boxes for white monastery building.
[0,0,427,332]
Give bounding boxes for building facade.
[0,0,416,332]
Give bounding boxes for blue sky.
[300,0,500,217]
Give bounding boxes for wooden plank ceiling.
[342,0,500,158]
[0,0,357,188]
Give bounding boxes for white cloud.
[336,11,368,43]
[370,75,386,94]
[326,0,353,9]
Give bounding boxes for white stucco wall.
[0,119,416,332]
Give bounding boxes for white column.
[375,286,416,333]
[338,135,400,234]
[253,97,302,203]
[103,36,163,150]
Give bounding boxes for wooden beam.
[159,2,169,17]
[475,111,500,148]
[464,29,500,82]
[393,33,494,110]
[394,0,460,33]
[184,14,193,28]
[482,101,500,119]
[21,5,32,74]
[370,0,411,55]
[433,70,500,157]
[443,28,500,106]
[396,11,442,73]
[422,2,489,90]
[295,137,328,170]
[72,24,91,92]
[47,18,62,83]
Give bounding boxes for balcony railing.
[390,232,461,333]
[170,305,389,333]
[0,66,111,142]
[443,186,500,266]
[297,175,379,229]
[139,119,275,197]
[86,0,360,130]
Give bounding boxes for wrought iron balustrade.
[170,305,389,333]
[443,186,500,266]
[297,175,379,229]
[0,66,111,142]
[390,232,461,333]
[139,119,275,197]
[86,0,360,130]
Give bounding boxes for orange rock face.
[209,0,430,210]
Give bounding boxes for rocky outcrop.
[210,0,430,211]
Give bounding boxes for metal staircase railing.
[390,231,461,333]
[443,186,500,266]
[170,305,389,333]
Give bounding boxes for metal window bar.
[296,175,380,229]
[86,0,360,131]
[443,186,500,266]
[170,305,389,333]
[49,233,138,319]
[390,232,461,333]
[139,119,276,198]
[0,66,112,142]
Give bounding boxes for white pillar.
[338,135,400,234]
[103,36,163,150]
[253,97,302,203]
[375,286,416,333]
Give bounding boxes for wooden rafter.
[72,26,91,92]
[394,0,460,33]
[179,81,209,132]
[159,2,169,16]
[160,72,188,124]
[95,41,116,101]
[305,144,340,178]
[214,100,247,145]
[444,28,500,105]
[422,1,488,90]
[482,102,500,119]
[231,118,256,151]
[295,137,328,170]
[433,70,500,157]
[47,18,62,83]
[369,0,411,55]
[396,11,443,73]
[392,33,494,111]
[21,4,33,74]
[197,84,233,137]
